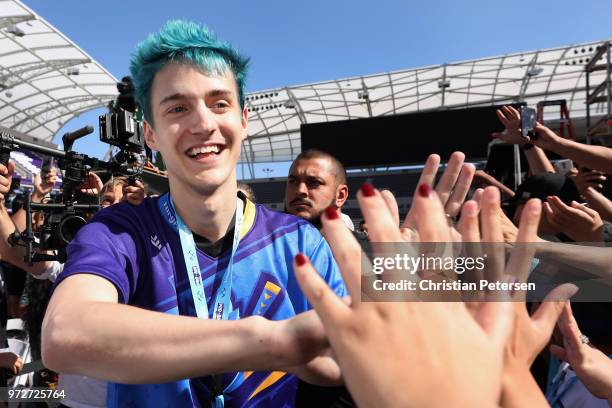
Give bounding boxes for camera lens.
[59,215,87,244]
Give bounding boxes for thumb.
[532,284,578,338]
[550,344,567,362]
[570,201,598,218]
[7,160,15,176]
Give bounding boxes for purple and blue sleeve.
[54,217,140,304]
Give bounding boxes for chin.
[296,211,315,221]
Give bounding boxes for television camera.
[2,76,147,264]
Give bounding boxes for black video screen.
[300,104,524,167]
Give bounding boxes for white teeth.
[187,145,220,157]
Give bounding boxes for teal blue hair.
[129,20,249,124]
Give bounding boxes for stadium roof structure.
[0,0,117,142]
[241,39,611,166]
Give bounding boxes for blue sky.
[21,0,612,177]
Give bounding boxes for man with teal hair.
[42,20,347,407]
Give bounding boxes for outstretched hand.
[550,302,612,400]
[492,105,526,145]
[543,196,603,242]
[401,152,475,241]
[293,183,525,408]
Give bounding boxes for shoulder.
[252,204,321,240]
[71,197,161,245]
[253,204,314,230]
[92,196,158,223]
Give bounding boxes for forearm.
[551,138,612,174]
[535,240,612,281]
[525,146,554,175]
[0,204,51,276]
[11,190,45,232]
[42,299,282,383]
[501,361,548,408]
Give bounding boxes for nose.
[189,102,218,136]
[296,181,308,196]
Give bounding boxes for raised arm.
[531,122,612,174]
[492,106,555,175]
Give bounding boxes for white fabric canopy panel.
[0,0,117,141]
[242,39,610,163]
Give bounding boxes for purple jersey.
[57,195,346,407]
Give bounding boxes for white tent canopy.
[0,0,118,142]
[242,39,610,164]
[0,0,607,166]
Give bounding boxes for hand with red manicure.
[290,182,560,407]
[382,152,475,242]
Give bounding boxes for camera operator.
[0,160,147,408]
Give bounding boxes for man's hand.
[0,352,23,375]
[122,179,146,206]
[568,167,607,195]
[582,186,612,222]
[530,122,562,151]
[0,161,15,202]
[32,167,57,203]
[550,302,612,400]
[543,196,604,242]
[79,172,104,196]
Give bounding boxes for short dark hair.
[291,149,347,185]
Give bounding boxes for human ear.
[143,121,158,151]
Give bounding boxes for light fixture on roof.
[66,68,80,76]
[6,25,25,37]
[438,80,451,89]
[526,66,543,77]
[283,101,295,109]
[358,90,370,99]
[5,91,12,98]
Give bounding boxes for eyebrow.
[159,89,234,106]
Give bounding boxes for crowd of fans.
[0,18,608,408]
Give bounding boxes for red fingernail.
[418,183,432,198]
[295,253,308,266]
[360,183,376,197]
[325,206,339,220]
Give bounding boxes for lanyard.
[158,193,243,320]
[158,193,244,408]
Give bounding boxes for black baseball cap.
[504,172,581,206]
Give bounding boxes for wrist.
[31,191,45,203]
[248,316,283,368]
[522,142,535,151]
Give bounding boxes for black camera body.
[99,76,145,154]
[99,110,144,153]
[6,75,147,265]
[37,208,86,257]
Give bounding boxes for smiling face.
[144,62,247,196]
